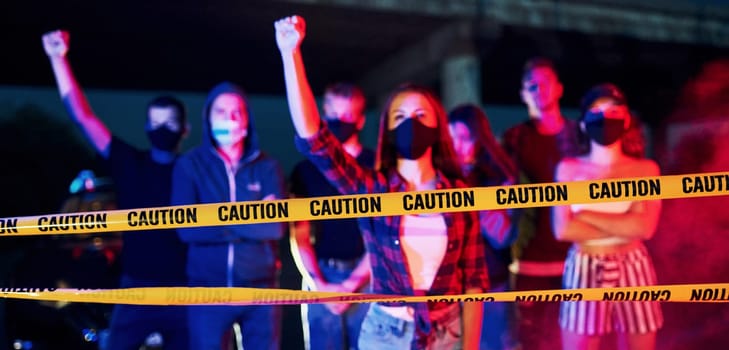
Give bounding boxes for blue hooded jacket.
[171,82,285,285]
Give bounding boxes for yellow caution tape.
[0,171,727,236]
[1,171,727,305]
[1,283,728,305]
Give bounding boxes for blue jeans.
[303,263,369,350]
[358,303,462,350]
[480,281,520,350]
[106,275,189,350]
[188,303,280,350]
[185,247,281,350]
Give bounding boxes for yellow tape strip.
[2,283,728,305]
[0,171,727,236]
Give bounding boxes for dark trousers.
[107,275,189,350]
[512,274,563,350]
[302,262,369,350]
[188,303,281,350]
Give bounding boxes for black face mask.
[147,127,183,151]
[326,119,358,143]
[388,118,439,160]
[584,117,626,146]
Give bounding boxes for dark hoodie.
[171,82,285,286]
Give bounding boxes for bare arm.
[275,16,320,138]
[576,161,662,240]
[289,220,325,290]
[326,252,371,315]
[340,253,370,292]
[552,160,610,242]
[553,207,610,242]
[276,15,379,197]
[290,219,370,315]
[462,287,484,350]
[42,30,111,157]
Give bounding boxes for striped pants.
[560,244,663,335]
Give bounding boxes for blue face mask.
[388,118,439,160]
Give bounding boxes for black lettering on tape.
[37,213,107,232]
[516,292,582,302]
[219,203,289,222]
[589,179,661,200]
[403,190,475,211]
[602,290,670,302]
[310,197,381,217]
[496,185,567,206]
[0,219,18,234]
[682,175,729,194]
[129,208,197,227]
[690,288,728,301]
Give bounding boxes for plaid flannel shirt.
[295,126,489,348]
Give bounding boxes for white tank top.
[400,214,448,290]
[571,201,633,246]
[379,214,448,321]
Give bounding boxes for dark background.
[5,0,729,126]
[2,0,729,349]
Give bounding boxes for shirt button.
[394,239,400,246]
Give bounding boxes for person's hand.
[325,302,351,315]
[317,282,352,315]
[274,15,306,54]
[42,30,70,58]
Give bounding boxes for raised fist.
[42,30,70,58]
[274,15,306,53]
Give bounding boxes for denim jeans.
[187,278,281,350]
[106,275,189,350]
[358,303,462,350]
[480,281,520,350]
[187,303,280,350]
[303,262,369,350]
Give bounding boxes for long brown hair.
[375,83,463,181]
[447,104,517,186]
